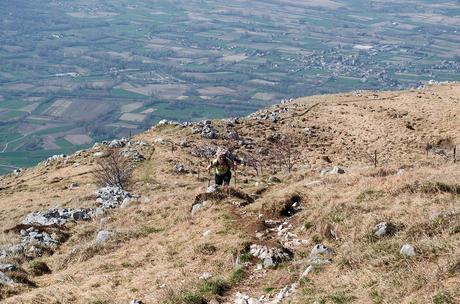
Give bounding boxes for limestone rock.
[320,166,345,175]
[0,271,14,285]
[400,244,416,257]
[23,208,93,226]
[249,244,293,267]
[0,264,17,272]
[373,222,395,237]
[96,230,113,245]
[95,186,132,209]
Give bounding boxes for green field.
[0,0,459,175]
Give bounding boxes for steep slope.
[0,83,459,304]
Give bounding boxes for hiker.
[207,150,236,186]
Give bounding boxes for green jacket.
[212,158,232,175]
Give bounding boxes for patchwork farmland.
[0,0,459,174]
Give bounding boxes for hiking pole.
[207,161,211,188]
[234,163,237,188]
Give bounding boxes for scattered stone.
[203,230,211,237]
[200,272,213,280]
[154,137,167,144]
[68,182,79,189]
[95,186,132,209]
[107,138,128,148]
[93,151,109,158]
[300,265,314,279]
[249,244,293,267]
[207,185,219,193]
[13,168,23,176]
[122,149,145,162]
[400,244,416,257]
[21,228,60,248]
[174,164,189,174]
[228,131,239,140]
[130,300,144,304]
[201,124,218,139]
[303,127,314,135]
[309,244,333,265]
[44,154,66,166]
[0,264,17,272]
[264,220,284,228]
[0,271,14,285]
[191,146,217,158]
[320,166,346,175]
[179,139,189,148]
[373,222,396,237]
[191,201,208,216]
[267,176,281,183]
[234,283,297,304]
[96,230,113,245]
[310,244,332,258]
[23,208,93,226]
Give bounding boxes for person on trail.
[207,150,236,186]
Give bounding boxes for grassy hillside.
[0,83,459,303]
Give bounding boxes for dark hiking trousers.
[215,170,231,186]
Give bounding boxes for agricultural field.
[0,0,459,174]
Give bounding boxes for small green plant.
[304,221,313,230]
[182,292,207,304]
[327,291,357,304]
[263,287,275,293]
[230,267,246,283]
[199,278,229,296]
[239,252,251,263]
[432,290,454,304]
[357,190,385,203]
[369,289,384,304]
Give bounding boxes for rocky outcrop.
[95,186,133,209]
[23,208,93,226]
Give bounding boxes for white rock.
[0,271,14,285]
[400,244,416,257]
[191,203,204,216]
[300,265,314,278]
[203,230,211,237]
[200,272,213,280]
[96,230,113,245]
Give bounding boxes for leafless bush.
[268,133,301,173]
[92,149,135,190]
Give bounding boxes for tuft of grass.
[432,290,454,304]
[239,252,252,263]
[229,267,246,284]
[403,181,460,195]
[304,221,314,230]
[357,190,385,203]
[199,278,229,296]
[369,289,385,304]
[28,260,51,276]
[181,292,207,304]
[6,271,36,287]
[194,242,217,255]
[263,287,275,293]
[327,291,357,304]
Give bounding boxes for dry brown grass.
[0,84,459,303]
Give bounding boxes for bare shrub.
[268,133,301,173]
[92,149,135,190]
